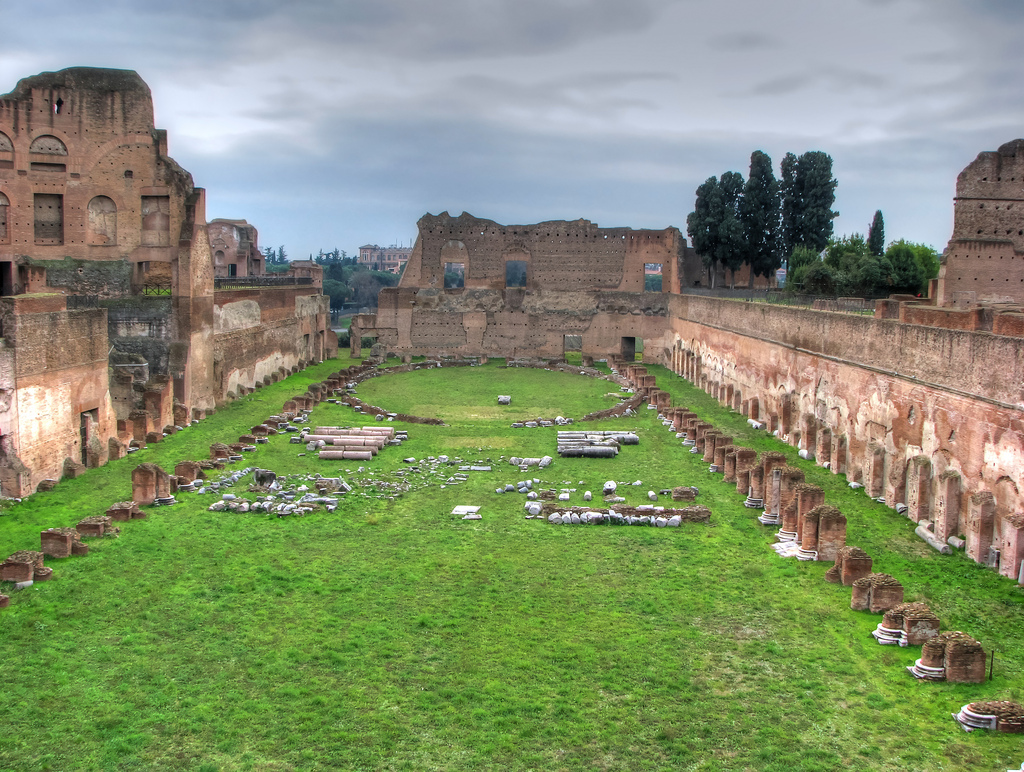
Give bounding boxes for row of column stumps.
[669,344,1024,581]
[623,363,991,688]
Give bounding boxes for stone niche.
[850,573,904,613]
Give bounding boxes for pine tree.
[687,176,722,283]
[867,210,885,256]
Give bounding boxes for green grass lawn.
[1,358,1022,771]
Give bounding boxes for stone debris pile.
[556,430,639,458]
[952,701,1024,733]
[296,426,404,462]
[508,456,552,470]
[539,505,711,526]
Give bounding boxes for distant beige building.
[358,244,412,273]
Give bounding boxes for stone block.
[106,501,140,521]
[41,528,80,558]
[145,431,162,444]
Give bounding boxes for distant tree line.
[687,150,838,288]
[261,246,402,311]
[686,153,940,296]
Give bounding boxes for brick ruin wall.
[659,294,1024,575]
[213,289,331,400]
[0,68,333,493]
[0,295,114,492]
[937,138,1024,307]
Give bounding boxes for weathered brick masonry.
[0,67,333,494]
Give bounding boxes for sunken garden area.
[0,353,1023,771]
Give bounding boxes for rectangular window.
[644,263,663,292]
[443,262,465,289]
[34,193,63,245]
[505,260,527,288]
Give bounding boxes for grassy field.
[1,356,1022,771]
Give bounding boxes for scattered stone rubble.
[539,505,711,526]
[953,701,1024,733]
[557,430,639,458]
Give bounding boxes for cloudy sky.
[3,0,1023,259]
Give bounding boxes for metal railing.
[66,294,99,309]
[214,275,314,290]
[677,287,882,314]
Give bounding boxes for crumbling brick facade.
[0,67,332,494]
[936,139,1024,307]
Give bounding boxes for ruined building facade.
[0,68,332,495]
[356,186,1024,579]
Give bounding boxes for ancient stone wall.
[399,212,683,294]
[208,219,263,278]
[213,291,329,400]
[662,295,1024,577]
[0,296,115,493]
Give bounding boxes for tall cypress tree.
[687,176,721,283]
[867,210,885,256]
[779,152,799,264]
[794,151,838,252]
[740,150,782,287]
[716,171,747,289]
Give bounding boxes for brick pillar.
[791,484,825,543]
[723,451,738,483]
[906,456,932,523]
[817,506,847,562]
[815,427,832,467]
[934,471,962,542]
[749,397,759,421]
[830,433,847,475]
[735,449,758,495]
[701,431,720,463]
[999,513,1024,581]
[866,443,885,498]
[966,491,995,565]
